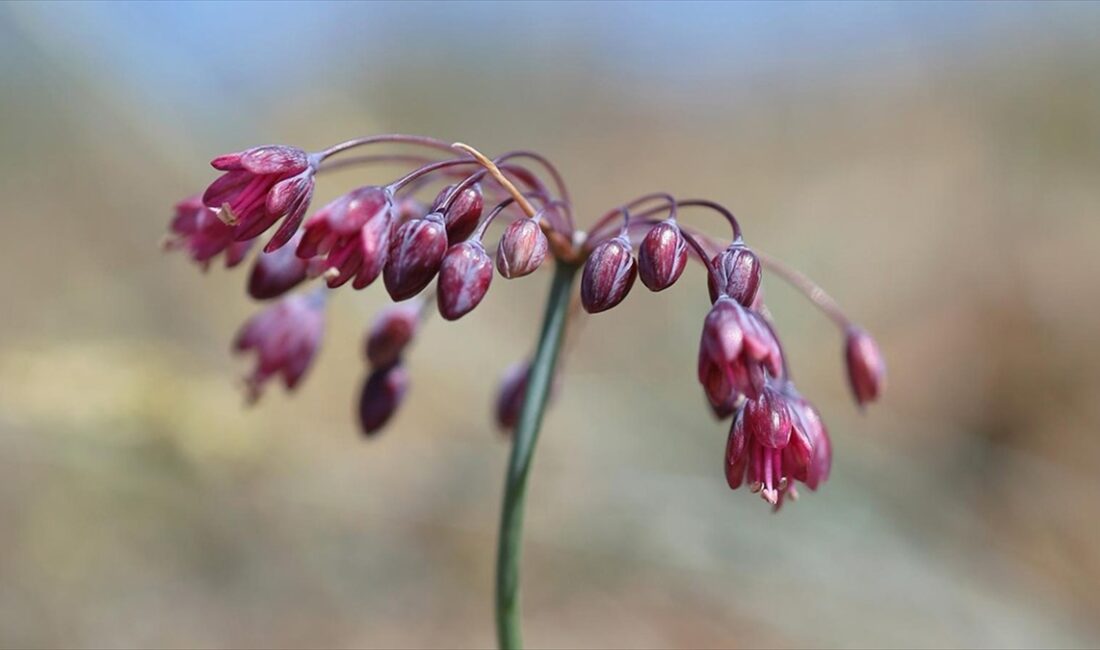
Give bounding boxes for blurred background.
[2,1,1099,647]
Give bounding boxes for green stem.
[495,261,579,649]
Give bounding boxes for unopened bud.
[708,244,761,306]
[247,231,309,300]
[433,183,484,244]
[581,235,637,313]
[437,241,493,321]
[365,303,420,369]
[844,326,885,407]
[496,218,548,279]
[383,212,448,301]
[637,220,687,292]
[358,363,409,436]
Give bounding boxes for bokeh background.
[2,1,1099,648]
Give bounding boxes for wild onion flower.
[166,133,885,648]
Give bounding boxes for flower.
[697,297,783,408]
[297,186,395,290]
[437,241,494,320]
[233,290,325,403]
[365,303,420,369]
[580,235,637,313]
[844,326,886,407]
[202,145,316,251]
[383,212,449,301]
[165,194,254,268]
[358,363,410,436]
[496,218,547,278]
[708,243,761,306]
[637,220,687,292]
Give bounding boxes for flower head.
[233,290,325,403]
[202,145,316,251]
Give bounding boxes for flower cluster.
[167,135,884,510]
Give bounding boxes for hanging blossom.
[165,134,884,510]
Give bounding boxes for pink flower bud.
[383,212,449,301]
[744,385,792,449]
[708,244,761,306]
[581,236,637,313]
[697,297,783,407]
[844,326,885,407]
[365,303,420,369]
[299,187,394,290]
[358,363,409,436]
[247,230,309,300]
[637,221,687,292]
[433,183,484,244]
[496,218,548,279]
[233,291,325,403]
[437,241,493,321]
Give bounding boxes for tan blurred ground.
[1,3,1099,648]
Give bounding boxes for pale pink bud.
[496,218,548,279]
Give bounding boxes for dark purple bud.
[845,326,886,407]
[433,183,484,244]
[744,385,792,449]
[494,362,530,432]
[358,363,409,436]
[352,204,395,290]
[637,220,687,291]
[581,235,637,313]
[383,212,448,301]
[708,244,762,306]
[437,241,493,321]
[365,303,420,369]
[496,218,548,278]
[248,231,309,300]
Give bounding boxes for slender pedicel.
[755,250,850,328]
[317,133,458,160]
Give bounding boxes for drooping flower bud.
[494,361,530,432]
[433,183,484,244]
[496,218,548,279]
[637,221,687,292]
[383,212,449,301]
[725,406,749,489]
[581,235,637,313]
[358,363,409,436]
[708,244,762,306]
[247,230,310,300]
[233,290,325,403]
[844,326,885,407]
[437,241,493,321]
[298,186,394,290]
[364,303,420,369]
[743,385,793,449]
[697,297,783,407]
[202,145,316,251]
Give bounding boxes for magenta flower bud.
[247,230,310,300]
[233,291,325,403]
[580,235,637,313]
[364,303,420,369]
[725,407,749,489]
[383,212,449,301]
[781,387,831,491]
[298,187,394,290]
[358,363,410,436]
[165,194,255,269]
[496,218,548,279]
[202,145,315,251]
[708,244,762,306]
[743,385,792,449]
[697,297,784,408]
[433,183,484,244]
[437,241,493,321]
[845,326,886,407]
[637,221,687,292]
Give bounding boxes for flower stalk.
[496,260,578,650]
